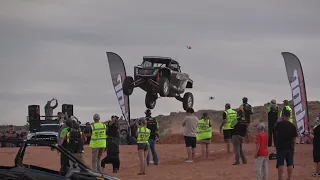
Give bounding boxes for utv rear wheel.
[123,76,134,96]
[145,93,157,109]
[159,77,170,97]
[183,92,194,111]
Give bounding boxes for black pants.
[101,153,120,171]
[268,118,277,147]
[60,152,70,175]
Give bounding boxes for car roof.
[143,56,179,64]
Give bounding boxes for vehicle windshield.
[141,60,166,68]
[30,125,60,133]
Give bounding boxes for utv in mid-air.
[122,56,194,110]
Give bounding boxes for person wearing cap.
[312,120,320,177]
[101,115,121,173]
[182,108,198,163]
[239,97,254,124]
[265,99,280,147]
[65,122,85,164]
[255,122,268,180]
[231,110,247,165]
[145,109,160,166]
[279,100,293,123]
[196,112,212,159]
[90,113,107,173]
[58,119,73,175]
[220,103,237,153]
[273,109,298,180]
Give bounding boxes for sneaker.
[184,160,193,163]
[232,162,240,165]
[312,173,320,177]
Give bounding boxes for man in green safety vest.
[90,113,107,173]
[220,103,237,153]
[196,112,212,158]
[279,100,293,123]
[58,119,73,175]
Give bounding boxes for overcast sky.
[1,0,320,125]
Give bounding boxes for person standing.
[220,103,237,153]
[239,97,254,124]
[58,119,72,175]
[5,125,18,147]
[265,99,279,147]
[312,120,320,177]
[255,123,269,180]
[196,112,212,159]
[273,109,298,180]
[90,113,107,173]
[182,108,198,163]
[83,122,92,145]
[145,109,160,166]
[101,115,121,173]
[231,110,247,165]
[44,98,58,120]
[279,100,293,123]
[65,122,85,164]
[136,118,150,175]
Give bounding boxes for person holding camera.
[101,115,121,173]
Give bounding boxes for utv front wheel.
[159,77,170,97]
[123,76,134,96]
[182,92,194,111]
[145,93,157,109]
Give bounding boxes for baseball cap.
[93,113,100,120]
[283,100,289,104]
[257,123,265,130]
[271,99,276,104]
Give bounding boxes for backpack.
[68,131,83,153]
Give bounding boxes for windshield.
[141,60,166,68]
[31,125,60,133]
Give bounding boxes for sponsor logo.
[114,74,129,123]
[290,69,308,135]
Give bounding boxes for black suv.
[122,56,194,110]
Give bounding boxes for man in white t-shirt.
[182,108,198,163]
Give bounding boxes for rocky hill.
[155,101,320,139]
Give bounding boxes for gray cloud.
[0,0,320,125]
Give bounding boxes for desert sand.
[0,138,315,180]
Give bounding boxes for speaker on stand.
[28,105,41,131]
[62,104,73,119]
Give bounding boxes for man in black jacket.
[231,110,247,165]
[265,99,279,147]
[145,109,159,166]
[101,115,120,173]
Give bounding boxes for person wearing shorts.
[220,103,237,153]
[136,118,150,175]
[182,108,198,163]
[273,109,298,180]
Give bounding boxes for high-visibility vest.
[137,127,150,144]
[223,109,237,130]
[280,106,293,123]
[196,119,212,141]
[89,122,107,148]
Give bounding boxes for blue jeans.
[146,139,159,165]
